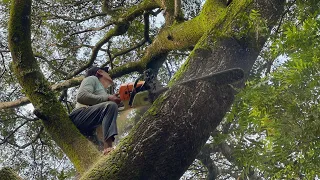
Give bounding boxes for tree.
[1,0,285,179]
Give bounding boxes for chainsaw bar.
[175,68,244,87]
[147,68,245,102]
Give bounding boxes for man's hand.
[108,94,121,104]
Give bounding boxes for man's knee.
[107,102,118,111]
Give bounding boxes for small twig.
[43,12,109,23]
[165,61,172,80]
[70,21,115,36]
[143,12,152,44]
[5,127,44,149]
[0,52,6,79]
[35,55,68,76]
[0,118,39,147]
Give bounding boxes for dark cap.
[85,66,109,77]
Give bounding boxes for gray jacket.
[75,76,111,109]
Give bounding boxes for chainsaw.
[117,68,244,111]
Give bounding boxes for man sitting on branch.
[69,66,121,155]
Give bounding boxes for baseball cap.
[85,66,109,77]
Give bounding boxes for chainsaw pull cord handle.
[128,74,144,107]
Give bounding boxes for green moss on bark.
[0,168,22,180]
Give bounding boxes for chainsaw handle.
[128,75,141,106]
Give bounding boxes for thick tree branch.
[8,1,100,173]
[0,97,30,109]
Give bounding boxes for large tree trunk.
[8,0,285,179]
[81,0,285,179]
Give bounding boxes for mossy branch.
[0,167,22,180]
[105,0,229,77]
[8,0,100,174]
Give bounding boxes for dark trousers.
[69,102,118,142]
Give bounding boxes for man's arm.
[76,76,110,105]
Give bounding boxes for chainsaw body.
[118,81,145,101]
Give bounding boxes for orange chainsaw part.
[118,81,145,101]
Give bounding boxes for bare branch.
[102,11,152,67]
[114,39,148,60]
[165,61,172,80]
[0,97,30,110]
[5,127,44,149]
[67,22,129,79]
[106,42,113,69]
[0,118,40,147]
[0,52,6,79]
[35,55,68,76]
[43,12,108,23]
[70,22,115,36]
[275,0,296,34]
